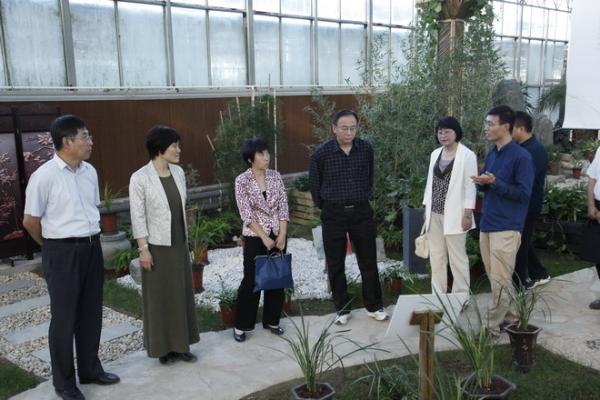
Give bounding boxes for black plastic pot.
[462,373,516,399]
[402,207,427,274]
[505,323,542,373]
[290,382,335,400]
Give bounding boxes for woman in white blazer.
[129,126,199,365]
[422,117,478,294]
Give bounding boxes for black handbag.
[580,220,600,263]
[253,251,294,293]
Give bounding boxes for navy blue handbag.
[253,251,294,293]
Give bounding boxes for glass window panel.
[172,7,209,86]
[530,7,545,38]
[341,0,366,22]
[493,2,503,35]
[0,44,5,86]
[318,22,340,85]
[502,2,519,36]
[527,87,540,110]
[341,23,364,84]
[555,11,569,41]
[1,0,65,87]
[70,0,119,87]
[254,15,280,86]
[373,0,390,24]
[552,42,565,80]
[497,37,516,78]
[527,39,542,85]
[209,11,246,85]
[173,1,207,5]
[518,40,529,83]
[391,28,408,80]
[318,0,339,19]
[543,41,554,81]
[391,0,413,26]
[521,6,532,37]
[373,27,390,83]
[208,0,244,9]
[253,0,278,13]
[282,0,311,16]
[546,10,557,40]
[281,18,311,85]
[119,3,167,86]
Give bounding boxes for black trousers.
[42,239,105,391]
[514,211,549,286]
[321,203,383,314]
[235,235,284,331]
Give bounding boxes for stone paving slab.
[0,295,50,319]
[0,280,35,295]
[4,321,50,344]
[32,323,141,363]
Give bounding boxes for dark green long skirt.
[142,175,199,358]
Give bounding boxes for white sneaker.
[334,313,351,325]
[366,308,389,321]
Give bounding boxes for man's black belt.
[323,201,368,209]
[44,233,100,243]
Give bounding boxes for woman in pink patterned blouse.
[233,137,290,342]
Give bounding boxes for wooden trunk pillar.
[410,310,443,400]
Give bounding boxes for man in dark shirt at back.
[511,111,550,289]
[309,109,387,325]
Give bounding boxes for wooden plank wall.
[0,94,356,191]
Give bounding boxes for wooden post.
[410,310,443,400]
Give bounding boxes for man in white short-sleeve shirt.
[23,115,119,400]
[586,146,600,310]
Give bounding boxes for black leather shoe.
[55,387,85,400]
[159,353,176,365]
[176,352,197,363]
[263,324,285,335]
[79,372,120,385]
[233,329,246,342]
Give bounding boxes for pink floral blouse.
[234,168,289,237]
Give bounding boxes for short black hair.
[486,105,515,132]
[146,125,181,159]
[514,111,533,133]
[242,137,269,166]
[50,115,86,151]
[435,116,463,144]
[331,109,358,126]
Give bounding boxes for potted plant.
[274,309,384,400]
[572,159,584,179]
[216,283,237,325]
[433,293,516,400]
[109,247,138,278]
[100,183,121,235]
[504,283,549,372]
[546,144,562,175]
[283,287,294,314]
[187,216,230,265]
[466,234,484,279]
[381,264,413,295]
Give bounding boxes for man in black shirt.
[512,111,550,288]
[309,109,388,325]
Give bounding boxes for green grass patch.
[0,358,40,400]
[103,279,143,318]
[241,345,600,400]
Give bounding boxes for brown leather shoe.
[590,299,600,310]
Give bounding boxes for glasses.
[483,121,499,128]
[74,133,93,142]
[336,125,358,133]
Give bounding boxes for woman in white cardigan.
[422,117,478,294]
[129,126,199,365]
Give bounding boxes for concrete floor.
[11,266,600,400]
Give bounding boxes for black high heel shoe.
[263,324,285,335]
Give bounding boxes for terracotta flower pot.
[283,298,292,314]
[505,323,542,373]
[384,277,403,295]
[219,304,236,325]
[572,167,582,179]
[194,247,208,264]
[290,382,336,400]
[100,213,118,235]
[192,263,205,293]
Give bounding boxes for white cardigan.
[129,161,187,246]
[422,142,478,235]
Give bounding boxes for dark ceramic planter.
[505,324,542,373]
[402,207,427,274]
[290,382,335,400]
[383,277,403,295]
[100,213,118,234]
[219,304,236,325]
[192,262,205,293]
[462,373,516,399]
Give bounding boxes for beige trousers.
[428,212,470,294]
[479,230,521,330]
